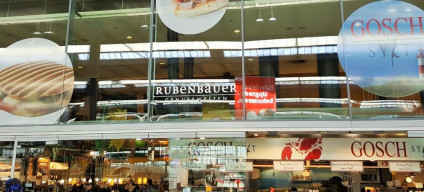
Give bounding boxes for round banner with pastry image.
[157,0,228,34]
[0,38,74,125]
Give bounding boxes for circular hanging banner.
[157,0,228,35]
[0,38,74,125]
[337,0,424,97]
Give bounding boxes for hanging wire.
[6,0,11,17]
[44,0,48,14]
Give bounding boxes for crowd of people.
[0,177,165,192]
[71,178,159,192]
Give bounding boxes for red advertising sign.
[234,76,276,119]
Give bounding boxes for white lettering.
[188,86,196,94]
[180,86,187,94]
[164,87,171,94]
[205,86,211,94]
[230,85,236,93]
[156,87,163,95]
[213,86,220,93]
[173,87,179,94]
[222,85,228,92]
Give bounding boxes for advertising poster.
[156,0,228,34]
[0,38,74,125]
[234,76,276,120]
[337,1,424,97]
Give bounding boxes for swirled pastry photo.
[0,60,74,117]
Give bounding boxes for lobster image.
[281,138,322,160]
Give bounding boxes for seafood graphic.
[281,138,322,160]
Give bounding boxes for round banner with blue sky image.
[337,0,424,97]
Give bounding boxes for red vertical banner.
[235,76,276,119]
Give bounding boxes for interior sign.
[331,161,363,172]
[389,161,421,172]
[154,84,235,102]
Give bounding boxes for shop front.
[1,0,424,191]
[0,134,422,192]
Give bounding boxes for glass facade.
[1,0,424,192]
[2,0,424,124]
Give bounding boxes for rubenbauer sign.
[170,138,424,161]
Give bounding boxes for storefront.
[0,135,423,192]
[1,0,424,191]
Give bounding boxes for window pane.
[244,0,347,120]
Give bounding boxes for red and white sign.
[281,138,322,160]
[234,76,276,119]
[247,138,424,161]
[170,138,424,161]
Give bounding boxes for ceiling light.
[406,176,413,183]
[256,7,264,22]
[126,36,133,39]
[248,58,254,61]
[44,21,54,34]
[141,15,149,28]
[77,66,83,69]
[269,5,276,21]
[33,22,42,35]
[234,29,240,33]
[159,62,165,65]
[253,133,258,136]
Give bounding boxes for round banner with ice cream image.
[0,38,74,125]
[337,0,424,97]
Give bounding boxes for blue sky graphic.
[337,0,424,96]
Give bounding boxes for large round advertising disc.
[0,38,74,125]
[157,0,227,35]
[337,1,424,97]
